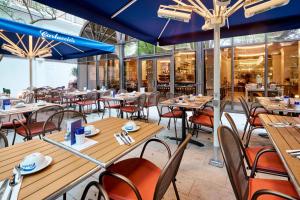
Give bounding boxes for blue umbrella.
[34,0,299,166]
[0,17,115,90]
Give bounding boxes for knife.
[117,134,129,145]
[286,150,300,154]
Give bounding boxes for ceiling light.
[236,52,265,57]
[236,43,272,49]
[158,5,192,23]
[244,0,290,18]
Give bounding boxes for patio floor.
[7,107,275,200]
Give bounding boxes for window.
[138,41,154,56]
[124,42,138,57]
[124,59,138,92]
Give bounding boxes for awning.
[0,17,115,60]
[33,0,300,45]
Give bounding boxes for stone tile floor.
[7,107,278,200]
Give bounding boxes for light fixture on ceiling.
[244,0,290,18]
[236,52,265,57]
[236,43,273,49]
[157,5,192,23]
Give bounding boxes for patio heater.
[0,33,52,90]
[158,0,290,167]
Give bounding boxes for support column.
[95,55,100,89]
[29,58,33,91]
[196,41,204,94]
[209,24,224,168]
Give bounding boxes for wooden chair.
[12,105,63,144]
[225,112,287,177]
[218,125,299,200]
[99,134,192,200]
[101,90,121,118]
[81,181,109,200]
[76,92,98,114]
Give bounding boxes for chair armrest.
[250,148,277,177]
[140,138,171,160]
[251,189,298,200]
[80,181,109,200]
[99,171,142,200]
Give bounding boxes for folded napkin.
[268,122,291,128]
[114,134,135,145]
[0,170,23,200]
[61,138,98,151]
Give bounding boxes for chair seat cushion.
[250,117,263,127]
[245,146,287,174]
[161,110,182,118]
[144,102,155,108]
[201,107,214,117]
[248,178,299,200]
[16,121,56,136]
[189,114,213,128]
[2,119,26,129]
[76,100,95,106]
[120,106,139,113]
[250,107,268,117]
[103,158,161,200]
[104,104,121,109]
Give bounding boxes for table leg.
[120,100,124,119]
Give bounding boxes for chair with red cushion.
[157,94,183,144]
[189,101,227,135]
[101,90,122,118]
[99,134,192,200]
[144,91,160,122]
[12,105,63,144]
[218,125,299,200]
[76,91,98,114]
[225,112,287,177]
[120,93,147,120]
[239,98,265,147]
[81,181,109,200]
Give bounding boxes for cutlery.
[123,131,132,143]
[286,149,300,154]
[120,132,131,144]
[116,134,129,145]
[7,165,22,200]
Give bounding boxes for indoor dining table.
[256,97,300,115]
[259,114,300,195]
[0,117,163,200]
[159,95,212,146]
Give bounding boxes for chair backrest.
[239,97,250,119]
[85,92,98,101]
[137,93,147,108]
[218,126,249,200]
[0,132,8,148]
[24,92,34,104]
[81,181,109,200]
[28,105,64,124]
[153,134,192,200]
[43,110,87,134]
[146,92,158,107]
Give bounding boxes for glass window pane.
[107,58,120,91]
[124,42,138,57]
[157,58,171,96]
[175,43,195,51]
[203,38,232,48]
[268,41,299,96]
[138,41,154,56]
[87,61,96,90]
[141,60,155,92]
[268,29,300,42]
[233,33,265,46]
[124,59,138,92]
[155,45,173,54]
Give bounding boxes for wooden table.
[0,118,163,199]
[159,96,212,146]
[259,114,300,195]
[257,97,300,114]
[0,103,59,118]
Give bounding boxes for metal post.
[95,55,100,88]
[209,24,224,168]
[29,58,33,91]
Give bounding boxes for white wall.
[0,3,84,96]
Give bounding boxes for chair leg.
[102,108,105,119]
[167,118,171,130]
[245,126,253,147]
[173,118,178,145]
[172,180,180,200]
[12,131,17,145]
[158,117,161,125]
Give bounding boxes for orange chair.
[81,181,109,200]
[99,134,192,200]
[225,113,287,177]
[218,125,299,200]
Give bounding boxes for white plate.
[85,129,100,137]
[20,156,52,175]
[121,126,140,132]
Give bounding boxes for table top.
[0,102,59,117]
[0,117,163,200]
[246,87,283,92]
[101,92,152,101]
[259,114,300,195]
[257,97,300,113]
[64,90,107,97]
[159,96,212,109]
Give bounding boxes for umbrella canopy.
[0,17,115,90]
[33,0,300,45]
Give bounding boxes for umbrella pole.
[29,58,33,91]
[209,24,224,168]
